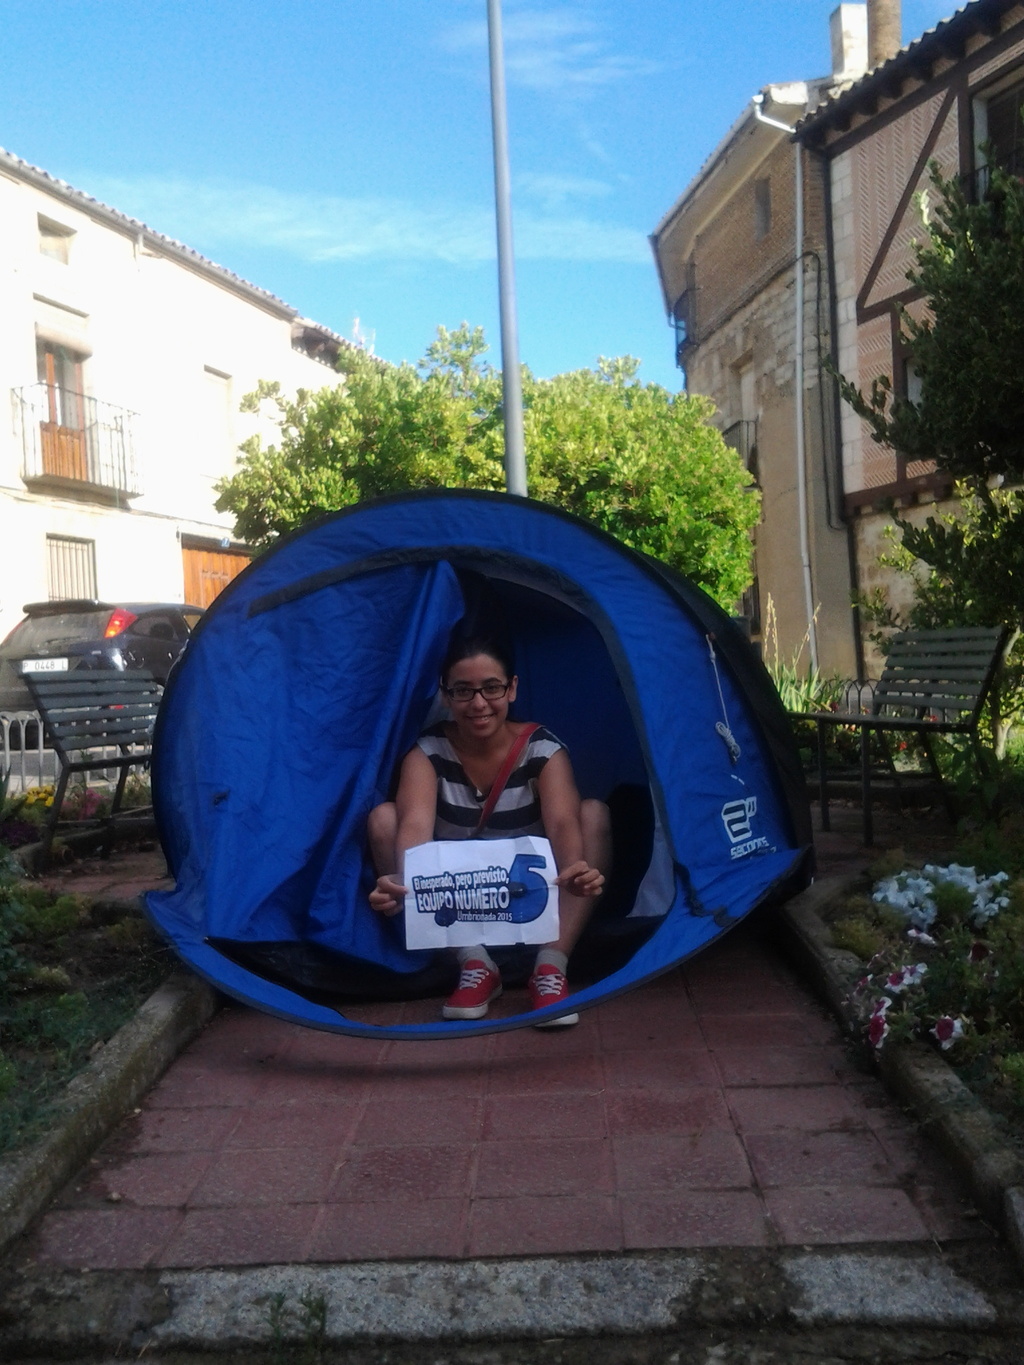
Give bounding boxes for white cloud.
[516,171,613,210]
[439,7,662,92]
[78,174,650,266]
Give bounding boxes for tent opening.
[213,564,667,1007]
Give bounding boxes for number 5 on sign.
[402,836,559,950]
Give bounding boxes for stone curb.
[0,972,217,1258]
[777,876,1024,1261]
[2,1245,1022,1359]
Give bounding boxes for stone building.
[651,6,872,678]
[654,0,1024,681]
[0,147,350,641]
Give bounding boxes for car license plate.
[21,657,69,673]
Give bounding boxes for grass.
[0,850,171,1156]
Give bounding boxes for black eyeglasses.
[444,681,511,703]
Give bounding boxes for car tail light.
[103,609,138,638]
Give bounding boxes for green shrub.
[105,916,155,950]
[18,895,88,942]
[831,916,889,961]
[27,965,72,991]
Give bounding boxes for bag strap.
[474,723,540,836]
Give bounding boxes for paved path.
[23,803,982,1272]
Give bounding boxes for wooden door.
[40,349,87,480]
[182,546,249,608]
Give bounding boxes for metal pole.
[486,0,527,496]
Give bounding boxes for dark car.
[0,600,204,713]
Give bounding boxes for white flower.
[907,928,938,947]
[872,863,1011,933]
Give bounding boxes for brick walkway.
[24,804,982,1270]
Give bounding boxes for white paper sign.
[403,837,559,950]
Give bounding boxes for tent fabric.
[146,490,813,1038]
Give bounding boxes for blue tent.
[146,491,813,1038]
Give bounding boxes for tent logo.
[722,796,756,842]
[721,796,770,860]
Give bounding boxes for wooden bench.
[792,625,1009,845]
[23,670,162,863]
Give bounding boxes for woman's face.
[445,652,518,740]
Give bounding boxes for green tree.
[836,160,1024,752]
[215,325,759,609]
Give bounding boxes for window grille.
[47,534,97,601]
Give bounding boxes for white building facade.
[0,148,348,641]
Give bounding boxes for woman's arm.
[368,746,438,916]
[536,749,604,897]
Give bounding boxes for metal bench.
[792,625,1009,845]
[23,670,162,862]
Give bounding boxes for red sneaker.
[528,963,579,1028]
[442,960,502,1020]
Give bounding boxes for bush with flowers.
[0,776,152,852]
[835,862,1024,1118]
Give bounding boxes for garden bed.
[812,814,1024,1155]
[0,856,173,1157]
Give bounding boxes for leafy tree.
[835,160,1024,752]
[215,324,759,609]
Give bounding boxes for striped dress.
[416,723,565,841]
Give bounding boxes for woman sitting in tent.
[367,632,609,1026]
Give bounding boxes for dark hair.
[441,633,515,684]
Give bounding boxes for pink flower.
[885,964,927,993]
[968,941,991,963]
[867,1013,890,1048]
[930,1016,965,1050]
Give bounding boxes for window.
[984,77,1024,177]
[46,535,97,601]
[754,178,772,241]
[903,356,923,406]
[36,340,87,480]
[38,215,74,264]
[671,261,697,382]
[973,74,1024,194]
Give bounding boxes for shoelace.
[531,970,566,999]
[456,966,493,991]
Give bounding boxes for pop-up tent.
[146,490,813,1038]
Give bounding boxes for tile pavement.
[23,803,985,1269]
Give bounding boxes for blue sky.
[2,0,954,391]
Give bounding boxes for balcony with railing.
[722,418,759,476]
[15,384,140,501]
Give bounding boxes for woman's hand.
[555,860,604,899]
[369,874,408,916]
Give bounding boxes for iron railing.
[15,384,140,498]
[1,712,50,793]
[962,145,1024,202]
[722,419,759,466]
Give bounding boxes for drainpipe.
[752,95,819,673]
